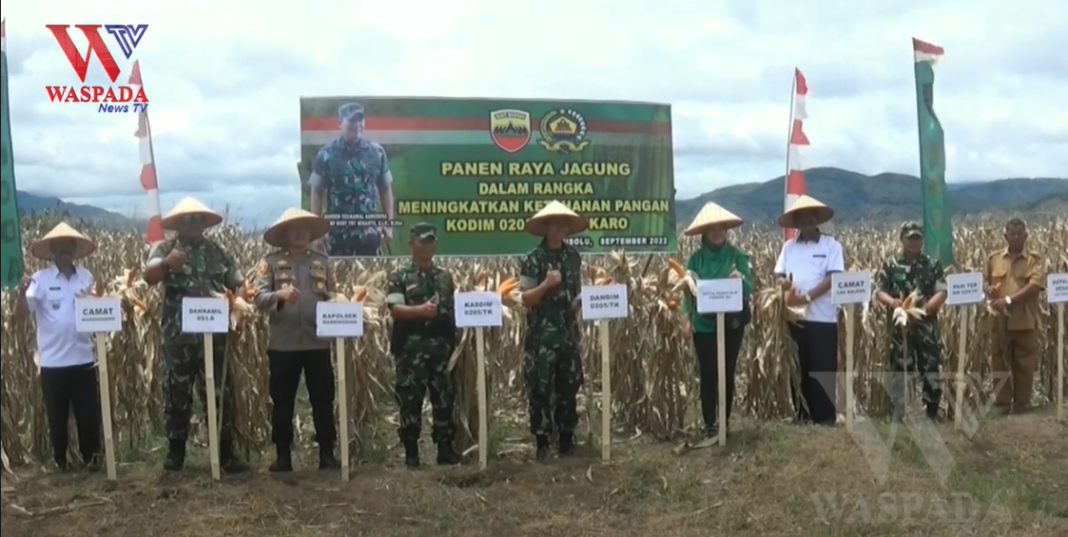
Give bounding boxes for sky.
[2,0,1066,226]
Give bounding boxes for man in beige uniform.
[984,217,1046,414]
[254,208,340,471]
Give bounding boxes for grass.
[2,410,1065,537]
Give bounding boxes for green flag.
[912,38,954,268]
[1,20,26,288]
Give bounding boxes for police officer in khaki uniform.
[254,208,340,471]
[983,217,1046,414]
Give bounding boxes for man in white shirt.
[14,223,101,471]
[773,196,844,426]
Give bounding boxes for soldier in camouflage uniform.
[874,221,949,421]
[143,197,247,472]
[308,102,396,257]
[385,223,461,467]
[517,201,586,461]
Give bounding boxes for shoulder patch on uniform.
[256,260,268,276]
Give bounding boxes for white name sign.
[946,272,984,305]
[317,301,365,337]
[831,271,871,305]
[75,297,123,332]
[1048,273,1068,304]
[455,292,503,328]
[181,297,229,333]
[581,283,628,320]
[696,278,742,314]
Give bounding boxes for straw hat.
[778,195,834,228]
[263,208,330,247]
[160,197,223,230]
[525,200,589,236]
[684,202,744,235]
[29,222,96,260]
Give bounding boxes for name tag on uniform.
[813,254,826,258]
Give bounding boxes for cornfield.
[2,213,1066,469]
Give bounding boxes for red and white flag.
[912,38,944,63]
[129,61,164,244]
[784,68,809,241]
[1,20,7,53]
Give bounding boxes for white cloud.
[2,0,1065,225]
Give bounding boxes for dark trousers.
[788,321,839,425]
[40,363,101,465]
[268,349,337,446]
[693,327,745,432]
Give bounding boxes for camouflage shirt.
[875,252,948,324]
[311,137,391,244]
[385,262,456,354]
[147,237,244,344]
[519,241,582,349]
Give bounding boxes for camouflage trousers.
[889,322,943,407]
[163,341,236,441]
[523,344,583,436]
[327,227,380,257]
[393,348,455,443]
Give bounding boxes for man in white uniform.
[14,223,101,471]
[773,196,844,426]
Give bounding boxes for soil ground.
[2,410,1066,537]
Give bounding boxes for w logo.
[103,24,147,59]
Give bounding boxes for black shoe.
[403,440,420,468]
[926,404,941,422]
[270,445,292,472]
[319,444,340,469]
[535,435,550,461]
[436,442,460,465]
[558,433,574,456]
[163,439,185,471]
[219,440,248,474]
[703,425,719,439]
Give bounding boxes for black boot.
[219,440,248,474]
[403,440,420,468]
[558,433,574,456]
[436,442,460,465]
[535,435,550,461]
[319,444,340,469]
[163,439,185,471]
[926,403,941,422]
[270,445,292,472]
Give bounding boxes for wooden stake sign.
[580,283,628,461]
[945,272,983,430]
[831,271,871,432]
[695,278,743,447]
[455,291,503,469]
[181,297,229,480]
[75,296,123,480]
[317,301,365,480]
[1047,273,1068,421]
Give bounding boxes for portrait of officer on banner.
[308,102,398,258]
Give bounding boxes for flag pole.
[783,69,797,204]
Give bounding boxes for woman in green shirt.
[682,202,753,438]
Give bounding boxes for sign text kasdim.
[45,24,148,113]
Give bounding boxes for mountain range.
[14,167,1066,230]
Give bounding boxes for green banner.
[913,54,954,268]
[299,97,676,257]
[1,41,25,287]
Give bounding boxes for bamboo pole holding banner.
[716,313,727,446]
[203,334,220,480]
[844,306,855,431]
[336,337,349,480]
[1058,303,1064,421]
[94,333,116,480]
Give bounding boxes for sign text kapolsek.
[299,97,676,257]
[45,24,148,113]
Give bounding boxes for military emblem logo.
[538,109,589,153]
[489,109,531,153]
